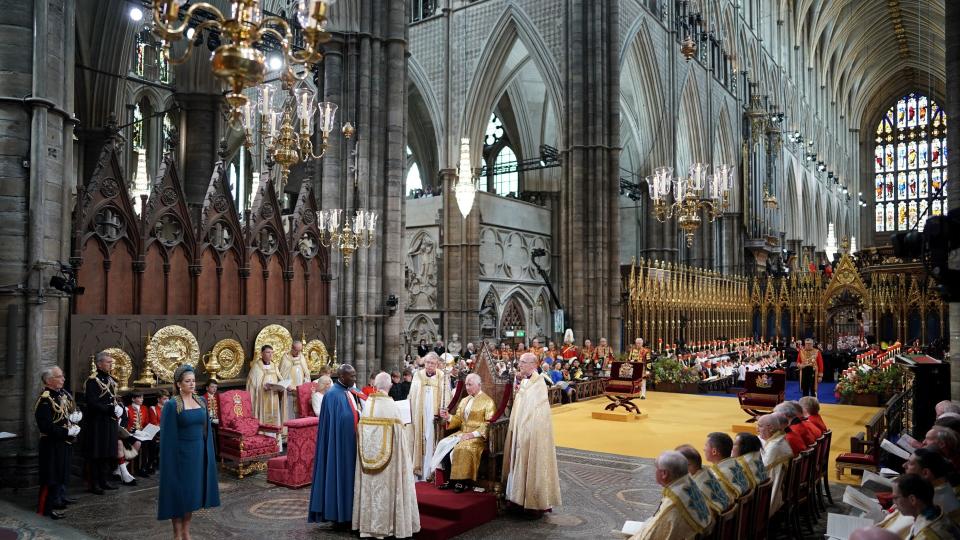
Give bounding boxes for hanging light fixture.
[647,163,732,247]
[454,138,478,218]
[824,223,838,262]
[149,0,336,124]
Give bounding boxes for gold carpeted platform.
[552,392,881,484]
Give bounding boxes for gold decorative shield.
[209,338,246,379]
[104,348,133,392]
[304,339,330,373]
[147,325,201,383]
[253,324,292,365]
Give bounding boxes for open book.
[394,399,412,425]
[897,432,919,452]
[617,520,644,537]
[881,438,912,460]
[265,379,292,392]
[825,512,875,540]
[842,486,885,522]
[861,470,895,492]
[132,423,160,442]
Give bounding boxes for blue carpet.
[705,380,840,404]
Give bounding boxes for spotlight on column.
[129,6,144,22]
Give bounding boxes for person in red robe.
[560,329,580,363]
[796,339,824,397]
[799,396,828,433]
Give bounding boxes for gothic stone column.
[0,0,76,482]
[174,93,222,205]
[946,0,959,398]
[560,0,622,350]
[440,168,481,347]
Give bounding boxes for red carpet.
[414,482,498,540]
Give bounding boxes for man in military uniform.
[35,366,80,519]
[83,351,123,494]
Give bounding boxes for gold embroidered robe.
[353,393,420,538]
[279,352,311,419]
[502,375,561,510]
[445,391,496,481]
[736,450,768,490]
[630,475,713,540]
[408,369,450,479]
[245,360,282,427]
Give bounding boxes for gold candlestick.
[134,332,157,387]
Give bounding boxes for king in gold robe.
[246,348,283,428]
[408,353,450,480]
[502,353,561,511]
[353,382,420,539]
[432,374,495,486]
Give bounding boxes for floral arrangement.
[650,356,701,384]
[835,364,905,399]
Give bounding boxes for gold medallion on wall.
[147,325,201,383]
[303,339,330,373]
[104,348,134,392]
[253,324,292,365]
[208,338,246,380]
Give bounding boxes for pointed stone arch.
[407,56,442,189]
[460,5,565,167]
[676,73,706,173]
[620,20,666,173]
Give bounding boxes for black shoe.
[640,396,646,400]
[122,479,137,487]
[137,470,151,478]
[62,496,78,504]
[101,482,118,491]
[51,502,67,510]
[46,510,65,520]
[438,481,454,490]
[453,483,466,493]
[88,486,104,495]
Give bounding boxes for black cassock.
[82,370,119,458]
[35,388,74,486]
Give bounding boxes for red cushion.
[267,456,287,470]
[245,434,279,451]
[837,452,877,465]
[234,416,260,437]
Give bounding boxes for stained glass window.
[873,93,947,232]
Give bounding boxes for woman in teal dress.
[157,365,220,539]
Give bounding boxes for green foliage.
[650,356,700,384]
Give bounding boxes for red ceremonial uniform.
[807,414,827,433]
[784,428,805,455]
[125,404,149,432]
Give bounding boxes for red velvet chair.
[267,416,318,488]
[217,390,282,478]
[296,382,319,418]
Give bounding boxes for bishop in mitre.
[408,352,450,480]
[353,372,420,539]
[431,373,496,492]
[502,352,561,514]
[279,340,312,419]
[245,344,283,428]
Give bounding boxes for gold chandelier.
[240,81,340,190]
[150,0,335,123]
[317,209,377,266]
[647,164,732,247]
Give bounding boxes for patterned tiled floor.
[0,448,845,539]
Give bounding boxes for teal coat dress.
[157,396,221,520]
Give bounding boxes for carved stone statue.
[447,333,462,356]
[405,233,438,309]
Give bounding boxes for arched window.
[493,146,519,196]
[405,146,423,196]
[133,29,171,84]
[873,93,947,233]
[130,98,151,215]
